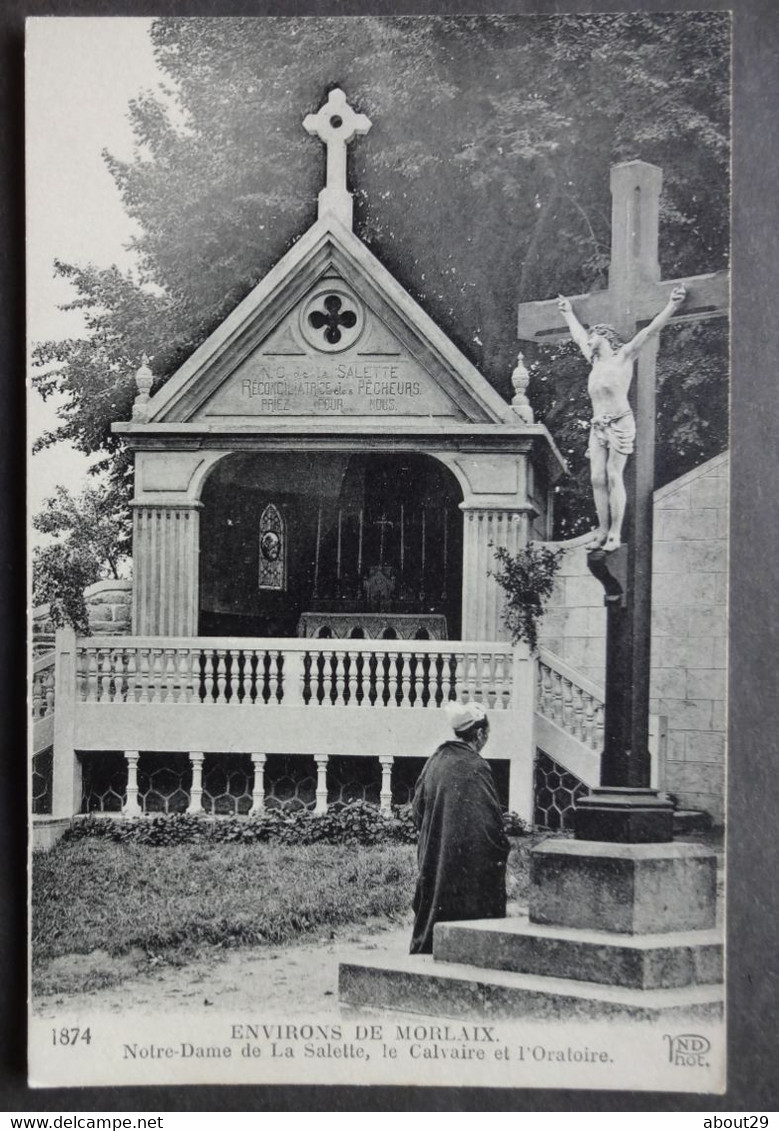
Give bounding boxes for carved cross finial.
[303,88,371,228]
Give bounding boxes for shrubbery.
[64,802,531,847]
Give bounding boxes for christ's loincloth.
[587,409,636,457]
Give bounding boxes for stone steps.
[339,954,724,1023]
[433,916,723,990]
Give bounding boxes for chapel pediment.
[189,267,478,424]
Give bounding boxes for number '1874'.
[51,1027,91,1046]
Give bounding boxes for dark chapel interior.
[199,451,464,639]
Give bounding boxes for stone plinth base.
[434,917,722,990]
[530,840,717,934]
[32,817,71,852]
[339,955,724,1023]
[574,788,675,843]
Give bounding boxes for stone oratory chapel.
[33,89,726,847]
[125,89,562,647]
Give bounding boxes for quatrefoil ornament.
[299,286,364,352]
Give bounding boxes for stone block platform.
[339,951,724,1023]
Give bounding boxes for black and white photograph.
[28,13,731,1092]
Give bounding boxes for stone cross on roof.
[303,88,371,228]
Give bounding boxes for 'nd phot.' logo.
[664,1033,711,1067]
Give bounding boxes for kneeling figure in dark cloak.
[410,702,510,955]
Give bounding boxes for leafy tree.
[32,484,131,629]
[32,14,730,537]
[32,545,98,634]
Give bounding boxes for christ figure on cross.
[556,284,687,552]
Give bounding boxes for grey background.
[4,0,778,1112]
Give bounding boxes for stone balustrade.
[536,647,605,752]
[73,636,517,711]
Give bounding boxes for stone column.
[379,756,394,815]
[123,751,142,817]
[188,752,205,814]
[314,754,329,815]
[460,508,530,641]
[132,504,202,636]
[249,753,267,815]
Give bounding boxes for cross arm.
[630,270,730,326]
[517,269,729,343]
[517,291,616,343]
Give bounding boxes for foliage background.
[32,13,730,547]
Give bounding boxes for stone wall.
[538,451,729,822]
[33,578,133,652]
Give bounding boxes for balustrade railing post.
[379,755,394,815]
[188,752,205,814]
[51,627,81,819]
[282,647,306,705]
[507,642,535,823]
[123,750,142,816]
[249,753,267,815]
[314,754,329,814]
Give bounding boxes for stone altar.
[297,612,447,640]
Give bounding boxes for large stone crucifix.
[303,88,372,229]
[517,160,729,841]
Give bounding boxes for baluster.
[151,649,164,702]
[446,652,457,704]
[561,676,574,732]
[594,701,605,751]
[203,650,215,702]
[538,662,548,714]
[274,651,283,701]
[301,650,310,705]
[126,649,138,703]
[583,692,595,746]
[453,651,467,703]
[541,662,553,717]
[117,648,130,703]
[468,652,479,704]
[386,650,399,707]
[400,650,412,707]
[348,652,362,707]
[138,648,151,703]
[234,649,248,703]
[98,648,111,703]
[572,684,585,740]
[176,648,190,703]
[413,652,427,708]
[164,648,177,703]
[551,670,563,723]
[44,668,56,715]
[334,650,346,705]
[32,674,43,720]
[483,651,496,709]
[86,647,98,703]
[215,649,227,703]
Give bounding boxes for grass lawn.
[32,837,533,996]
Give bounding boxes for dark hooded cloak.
[410,739,510,955]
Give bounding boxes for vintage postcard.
[28,14,729,1092]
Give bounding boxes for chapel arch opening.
[198,451,463,638]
